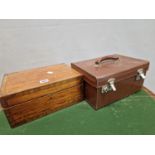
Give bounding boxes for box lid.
[0,63,82,98]
[71,54,149,88]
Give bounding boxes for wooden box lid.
[0,63,82,98]
[71,54,149,88]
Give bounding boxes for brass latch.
[101,78,116,94]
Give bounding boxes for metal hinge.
[101,78,116,94]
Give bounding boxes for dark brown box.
[0,64,84,127]
[71,54,149,110]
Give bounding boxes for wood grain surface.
[0,63,82,97]
[5,84,84,127]
[2,77,83,108]
[0,64,84,127]
[0,86,154,127]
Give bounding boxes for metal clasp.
[101,78,116,94]
[136,68,146,80]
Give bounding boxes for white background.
[0,0,155,155]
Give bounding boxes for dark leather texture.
[71,54,150,109]
[71,54,149,88]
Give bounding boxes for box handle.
[95,55,119,65]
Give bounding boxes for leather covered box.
[0,64,84,127]
[71,54,149,110]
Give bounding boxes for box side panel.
[96,76,144,109]
[2,77,83,108]
[5,84,84,128]
[97,67,148,87]
[85,82,97,110]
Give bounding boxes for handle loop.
[95,55,119,65]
